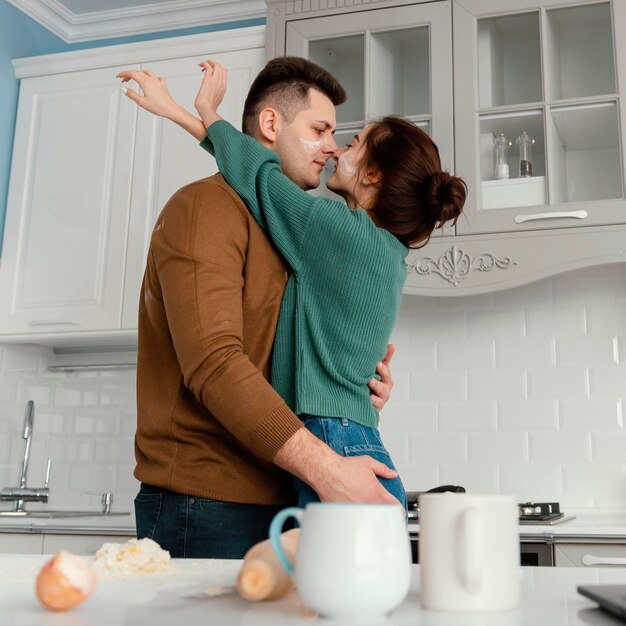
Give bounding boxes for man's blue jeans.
[293,415,407,510]
[134,483,291,558]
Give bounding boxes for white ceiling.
[9,0,267,43]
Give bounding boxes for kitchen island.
[3,554,626,625]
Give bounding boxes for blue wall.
[0,0,264,250]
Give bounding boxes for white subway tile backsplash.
[589,365,626,398]
[409,433,467,463]
[529,431,592,463]
[439,463,499,493]
[467,369,526,400]
[380,403,437,433]
[586,301,626,333]
[468,309,525,339]
[563,464,626,508]
[73,411,122,436]
[1,345,44,371]
[94,438,134,463]
[554,269,622,306]
[468,432,527,463]
[68,466,117,493]
[53,385,83,406]
[498,400,559,431]
[499,463,562,501]
[400,463,439,491]
[592,432,626,462]
[495,337,555,369]
[560,399,622,430]
[0,265,625,512]
[120,410,138,436]
[0,373,19,408]
[34,411,67,434]
[437,293,495,313]
[556,335,619,366]
[438,401,496,432]
[526,306,586,337]
[408,311,467,342]
[493,277,554,309]
[437,339,494,370]
[114,465,140,497]
[527,366,589,399]
[409,371,466,402]
[379,433,409,464]
[390,344,435,373]
[49,438,94,464]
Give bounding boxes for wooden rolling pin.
[237,528,300,601]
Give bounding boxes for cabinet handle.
[515,210,588,224]
[27,320,81,327]
[581,554,626,567]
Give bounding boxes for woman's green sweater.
[201,121,407,428]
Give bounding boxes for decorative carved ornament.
[406,245,518,286]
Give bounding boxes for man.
[118,57,398,559]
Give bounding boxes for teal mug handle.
[269,507,303,577]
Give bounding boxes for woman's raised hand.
[116,70,182,119]
[194,60,227,128]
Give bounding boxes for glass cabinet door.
[286,1,453,202]
[454,0,626,235]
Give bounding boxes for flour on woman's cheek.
[338,151,358,176]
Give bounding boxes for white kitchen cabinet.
[0,64,139,338]
[0,27,265,347]
[0,533,43,554]
[454,0,626,236]
[554,542,626,567]
[265,0,626,295]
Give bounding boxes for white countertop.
[3,555,626,625]
[2,508,626,540]
[408,510,626,541]
[0,510,136,535]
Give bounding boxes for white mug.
[419,493,520,613]
[269,503,411,620]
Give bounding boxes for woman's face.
[326,125,372,202]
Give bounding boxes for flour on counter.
[93,537,171,578]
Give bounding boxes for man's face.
[273,88,338,190]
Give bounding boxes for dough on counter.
[93,537,171,577]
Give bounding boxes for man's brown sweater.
[134,174,303,505]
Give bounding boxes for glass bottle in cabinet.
[455,0,626,235]
[284,1,453,203]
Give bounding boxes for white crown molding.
[12,25,265,77]
[7,0,266,43]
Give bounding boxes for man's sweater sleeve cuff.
[250,404,303,462]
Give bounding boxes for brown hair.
[242,56,347,136]
[360,116,466,248]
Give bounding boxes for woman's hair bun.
[424,171,467,227]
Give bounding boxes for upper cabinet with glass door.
[267,1,454,205]
[455,0,626,235]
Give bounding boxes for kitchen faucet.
[0,401,51,512]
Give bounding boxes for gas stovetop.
[406,494,576,525]
[518,502,576,525]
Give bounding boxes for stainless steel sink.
[0,510,130,518]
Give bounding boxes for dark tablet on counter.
[578,585,626,621]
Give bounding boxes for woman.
[120,60,466,510]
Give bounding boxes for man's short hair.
[242,56,347,136]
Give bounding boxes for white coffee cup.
[269,503,411,620]
[418,493,520,613]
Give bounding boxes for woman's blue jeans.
[293,414,407,511]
